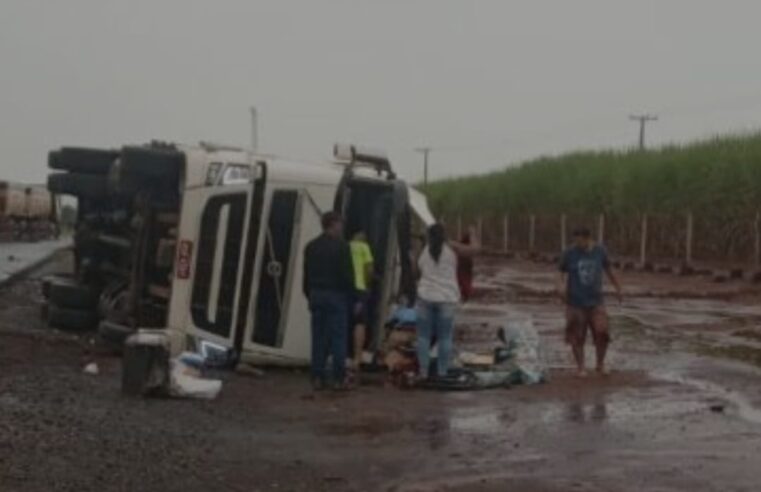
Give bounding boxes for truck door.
[174,162,265,350]
[238,184,328,365]
[249,189,301,348]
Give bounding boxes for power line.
[629,114,658,150]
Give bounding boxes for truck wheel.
[47,303,98,331]
[98,320,134,348]
[48,173,111,199]
[48,148,117,175]
[48,278,99,309]
[41,273,75,299]
[120,146,182,180]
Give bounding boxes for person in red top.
[456,232,474,302]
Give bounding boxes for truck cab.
[46,142,433,365]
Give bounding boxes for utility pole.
[629,114,658,150]
[414,147,431,185]
[250,106,258,153]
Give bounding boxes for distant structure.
[629,114,658,150]
[414,147,431,184]
[250,106,258,153]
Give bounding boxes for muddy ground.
[2,253,761,491]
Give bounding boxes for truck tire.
[121,146,183,180]
[48,278,99,309]
[41,273,75,299]
[48,173,111,199]
[47,303,98,331]
[98,320,134,348]
[48,148,117,175]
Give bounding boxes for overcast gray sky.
[2,0,761,184]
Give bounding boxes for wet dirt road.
[2,254,761,491]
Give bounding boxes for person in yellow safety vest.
[349,231,374,377]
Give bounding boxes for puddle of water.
[696,344,761,368]
[617,298,761,328]
[460,271,761,433]
[653,371,761,425]
[448,409,511,435]
[460,306,510,318]
[609,315,761,426]
[537,396,707,425]
[732,329,761,342]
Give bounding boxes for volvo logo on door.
[266,261,283,278]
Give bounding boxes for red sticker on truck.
[176,239,193,279]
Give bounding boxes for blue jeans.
[416,300,456,378]
[309,290,349,384]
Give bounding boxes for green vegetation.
[424,132,761,218]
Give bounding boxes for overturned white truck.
[46,142,433,366]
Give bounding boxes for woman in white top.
[416,223,479,379]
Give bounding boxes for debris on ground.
[494,317,549,385]
[419,367,514,391]
[121,331,223,400]
[709,403,726,413]
[378,309,549,390]
[198,339,236,368]
[458,351,495,366]
[237,363,266,378]
[122,330,170,397]
[82,362,99,375]
[423,317,548,390]
[177,352,205,376]
[380,322,417,387]
[170,354,222,400]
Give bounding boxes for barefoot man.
[558,227,623,376]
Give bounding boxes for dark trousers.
[309,290,349,384]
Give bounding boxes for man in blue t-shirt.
[558,227,622,377]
